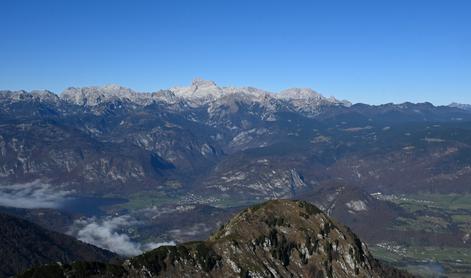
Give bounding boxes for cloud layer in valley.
[68,215,175,256]
[0,180,73,209]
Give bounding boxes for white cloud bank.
[68,215,175,256]
[0,180,73,209]
[0,181,174,256]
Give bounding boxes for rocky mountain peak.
[191,77,218,89]
[62,84,136,96]
[278,87,322,100]
[277,88,351,109]
[0,89,59,103]
[170,78,222,100]
[60,84,139,106]
[134,200,410,277]
[18,200,411,278]
[2,80,353,114]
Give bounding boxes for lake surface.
[406,261,446,277]
[60,196,128,217]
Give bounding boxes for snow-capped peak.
[60,84,140,106]
[191,78,218,89]
[0,89,59,103]
[170,78,222,100]
[26,78,351,110]
[277,88,322,100]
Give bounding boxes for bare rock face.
[19,200,412,278]
[60,85,146,106]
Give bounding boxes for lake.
[60,196,128,217]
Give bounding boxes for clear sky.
[1,0,470,105]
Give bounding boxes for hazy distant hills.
[449,102,471,111]
[18,200,411,278]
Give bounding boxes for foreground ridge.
[19,200,412,278]
[0,212,118,278]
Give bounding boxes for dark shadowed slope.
[0,212,119,278]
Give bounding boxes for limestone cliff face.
[19,200,412,278]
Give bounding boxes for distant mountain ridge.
[449,102,471,111]
[1,79,352,123]
[3,79,469,110]
[3,80,469,123]
[1,78,350,107]
[1,79,471,198]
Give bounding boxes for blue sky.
[1,0,469,105]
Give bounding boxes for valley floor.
[370,193,471,277]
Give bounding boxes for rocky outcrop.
[19,200,412,278]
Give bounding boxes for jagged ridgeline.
[18,200,411,278]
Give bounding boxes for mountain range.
[1,79,470,196]
[1,79,471,276]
